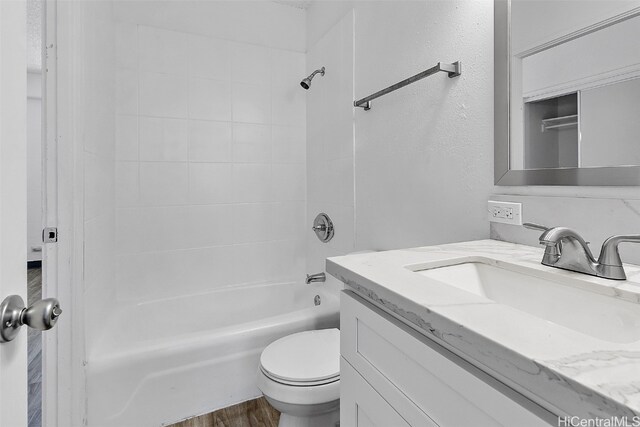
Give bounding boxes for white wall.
[27,71,42,262]
[113,2,307,304]
[307,0,494,253]
[305,11,355,283]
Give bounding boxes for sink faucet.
[524,223,640,280]
[306,272,326,284]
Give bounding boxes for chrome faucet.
[305,272,326,284]
[524,223,640,280]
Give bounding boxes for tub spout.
[306,272,326,284]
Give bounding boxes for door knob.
[0,295,62,343]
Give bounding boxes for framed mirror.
[495,0,640,186]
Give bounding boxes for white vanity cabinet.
[340,291,550,427]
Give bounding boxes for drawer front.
[341,291,549,427]
[341,357,414,427]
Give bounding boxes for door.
[0,0,28,426]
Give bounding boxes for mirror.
[495,0,640,185]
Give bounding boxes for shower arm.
[308,67,325,79]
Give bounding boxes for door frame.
[43,1,87,426]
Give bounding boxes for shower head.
[300,66,325,90]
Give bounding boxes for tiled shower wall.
[305,12,355,279]
[114,22,307,303]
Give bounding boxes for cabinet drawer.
[341,358,415,427]
[341,291,549,427]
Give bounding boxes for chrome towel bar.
[353,61,461,111]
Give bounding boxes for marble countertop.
[327,239,640,419]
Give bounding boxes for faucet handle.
[594,234,640,280]
[523,223,550,232]
[599,234,640,265]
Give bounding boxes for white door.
[0,0,28,426]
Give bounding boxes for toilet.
[257,328,340,427]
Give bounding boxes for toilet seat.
[259,328,340,386]
[260,366,339,386]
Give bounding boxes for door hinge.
[43,227,58,243]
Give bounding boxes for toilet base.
[264,396,339,427]
[278,409,340,427]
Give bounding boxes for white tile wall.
[232,123,271,163]
[189,35,231,81]
[116,67,138,115]
[138,26,190,75]
[116,115,138,161]
[232,163,272,203]
[139,162,189,205]
[305,12,355,278]
[115,24,306,303]
[189,163,233,204]
[232,83,271,124]
[139,71,189,118]
[189,78,232,121]
[272,126,305,164]
[139,118,188,161]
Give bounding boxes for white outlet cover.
[487,200,522,225]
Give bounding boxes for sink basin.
[416,262,640,344]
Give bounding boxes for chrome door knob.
[22,298,62,331]
[0,295,62,342]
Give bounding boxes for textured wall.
[353,0,494,250]
[306,1,494,253]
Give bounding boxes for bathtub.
[86,282,339,427]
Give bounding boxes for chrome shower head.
[300,66,325,90]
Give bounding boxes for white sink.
[416,262,640,344]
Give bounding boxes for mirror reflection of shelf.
[541,114,578,132]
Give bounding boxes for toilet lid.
[260,328,340,384]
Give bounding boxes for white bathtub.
[87,282,339,427]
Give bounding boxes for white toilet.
[257,328,340,427]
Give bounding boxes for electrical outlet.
[487,201,522,225]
